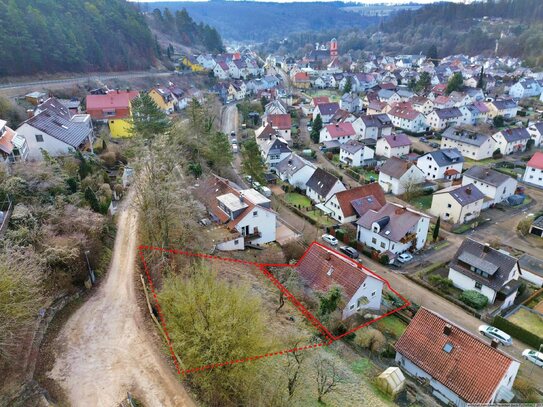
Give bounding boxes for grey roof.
[435,107,463,120]
[360,113,392,128]
[275,153,315,177]
[380,157,412,179]
[444,183,485,206]
[463,166,513,187]
[492,99,517,110]
[25,104,92,148]
[518,253,543,277]
[357,203,427,243]
[498,128,530,143]
[383,133,411,148]
[532,215,543,229]
[306,168,342,197]
[340,140,365,154]
[316,102,340,116]
[378,89,395,100]
[450,238,518,292]
[261,138,291,157]
[442,127,491,147]
[425,148,464,166]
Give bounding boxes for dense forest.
[0,0,156,76]
[148,8,224,53]
[141,1,379,42]
[260,0,543,68]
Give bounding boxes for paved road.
[0,70,174,91]
[47,190,195,407]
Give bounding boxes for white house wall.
[343,276,383,319]
[447,268,497,303]
[17,123,76,160]
[235,206,276,245]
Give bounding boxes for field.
[284,192,312,208]
[508,307,543,337]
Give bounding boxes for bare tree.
[314,354,340,403]
[285,344,306,401]
[400,173,423,201]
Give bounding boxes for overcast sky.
[130,0,468,4]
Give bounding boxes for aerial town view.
[1,0,543,406]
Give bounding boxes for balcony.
[400,232,417,244]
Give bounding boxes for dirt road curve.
[47,194,195,407]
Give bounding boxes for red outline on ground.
[138,241,410,375]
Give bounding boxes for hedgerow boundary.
[138,241,410,375]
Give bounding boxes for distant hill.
[140,1,380,42]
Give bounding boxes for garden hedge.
[493,315,543,349]
[459,290,488,310]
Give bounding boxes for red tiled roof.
[0,126,16,154]
[527,151,543,170]
[267,114,292,130]
[333,184,386,218]
[444,168,460,176]
[395,308,515,404]
[86,90,139,115]
[325,122,355,139]
[389,102,420,120]
[296,244,380,298]
[294,72,310,82]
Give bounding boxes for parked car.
[230,131,236,137]
[307,126,312,132]
[522,349,543,368]
[397,253,413,263]
[321,234,338,246]
[231,138,238,144]
[232,144,239,153]
[198,218,211,226]
[419,137,429,143]
[252,181,262,190]
[340,246,359,259]
[260,186,272,197]
[429,142,440,148]
[478,325,513,346]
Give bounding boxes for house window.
[234,239,239,245]
[447,203,452,208]
[380,242,386,249]
[475,281,482,289]
[350,304,355,310]
[371,291,376,297]
[253,211,258,217]
[35,134,44,142]
[372,237,377,244]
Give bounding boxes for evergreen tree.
[415,71,431,93]
[433,216,441,242]
[310,114,323,144]
[130,93,171,140]
[343,76,352,94]
[84,186,100,212]
[241,139,266,184]
[427,44,439,65]
[477,66,485,90]
[445,72,464,94]
[207,132,234,173]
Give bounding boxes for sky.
[130,0,470,4]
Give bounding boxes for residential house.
[527,122,543,147]
[411,96,434,116]
[227,82,247,101]
[275,153,316,190]
[149,88,175,114]
[340,93,360,113]
[518,253,543,287]
[486,99,518,119]
[378,89,402,105]
[295,243,384,319]
[195,174,277,247]
[322,183,386,224]
[430,184,484,224]
[529,215,543,238]
[293,72,311,89]
[181,55,206,72]
[357,203,430,260]
[86,90,139,137]
[265,100,288,115]
[378,157,426,195]
[447,238,521,309]
[0,120,29,164]
[319,122,357,144]
[213,62,230,80]
[375,133,411,158]
[357,114,393,141]
[313,102,340,124]
[310,96,330,108]
[264,114,292,142]
[416,148,464,181]
[440,127,497,160]
[305,168,346,203]
[493,128,530,155]
[509,78,542,99]
[196,54,216,70]
[339,140,375,167]
[426,107,470,131]
[395,307,519,407]
[17,98,94,160]
[523,151,543,188]
[388,103,427,133]
[258,137,291,168]
[462,166,518,209]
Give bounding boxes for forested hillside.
[142,1,379,42]
[0,0,156,77]
[148,8,224,53]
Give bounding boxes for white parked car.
[397,253,413,263]
[321,234,338,246]
[478,325,513,346]
[522,349,543,368]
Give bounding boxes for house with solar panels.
[416,148,464,181]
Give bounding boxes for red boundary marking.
[138,241,409,375]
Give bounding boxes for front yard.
[283,192,336,227]
[284,192,311,208]
[407,194,433,210]
[508,307,543,337]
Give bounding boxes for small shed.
[376,366,405,397]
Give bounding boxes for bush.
[493,315,543,349]
[355,327,386,354]
[379,254,389,265]
[459,290,488,309]
[428,275,454,292]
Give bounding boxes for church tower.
[330,38,338,58]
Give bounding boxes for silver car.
[522,349,543,368]
[478,325,513,346]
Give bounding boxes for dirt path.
[46,193,195,407]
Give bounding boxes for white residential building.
[339,140,375,167]
[275,153,316,190]
[305,168,346,203]
[440,127,497,161]
[430,184,484,224]
[378,157,426,196]
[416,148,464,181]
[462,166,518,209]
[523,151,543,188]
[375,133,411,158]
[493,128,530,155]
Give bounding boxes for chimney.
[466,186,472,195]
[393,135,397,140]
[326,252,332,262]
[239,193,244,203]
[27,109,34,119]
[490,339,499,349]
[483,243,490,253]
[443,324,452,336]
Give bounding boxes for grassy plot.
[408,194,433,210]
[508,308,543,337]
[284,192,312,208]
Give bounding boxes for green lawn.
[353,168,379,182]
[464,157,503,168]
[306,210,336,227]
[508,308,543,337]
[284,192,312,208]
[409,194,433,210]
[374,315,408,339]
